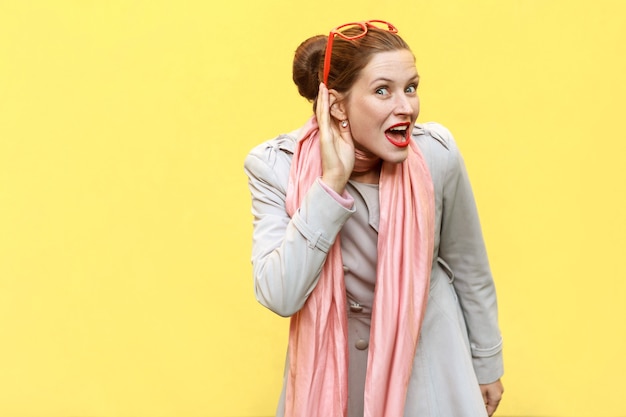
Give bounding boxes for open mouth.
[385,122,411,148]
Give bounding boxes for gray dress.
[244,122,503,417]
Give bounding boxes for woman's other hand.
[317,82,354,194]
[480,379,504,416]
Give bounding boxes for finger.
[316,83,330,132]
[485,393,502,417]
[481,387,488,409]
[486,399,500,416]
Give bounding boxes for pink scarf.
[285,116,435,417]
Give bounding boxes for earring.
[341,120,348,128]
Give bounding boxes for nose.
[394,93,414,116]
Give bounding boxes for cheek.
[353,96,384,117]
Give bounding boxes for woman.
[244,20,504,417]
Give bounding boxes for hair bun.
[292,35,327,101]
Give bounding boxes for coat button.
[349,303,363,313]
[355,339,369,350]
[343,265,350,272]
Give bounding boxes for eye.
[375,87,389,95]
[405,84,417,94]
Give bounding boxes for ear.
[328,89,348,121]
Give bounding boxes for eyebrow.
[369,74,420,86]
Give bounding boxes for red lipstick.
[385,122,411,148]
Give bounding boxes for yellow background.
[1,1,625,416]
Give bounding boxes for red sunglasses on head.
[322,20,398,85]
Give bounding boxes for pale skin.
[319,49,419,191]
[317,49,504,416]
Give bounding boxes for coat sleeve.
[435,127,504,384]
[243,138,355,317]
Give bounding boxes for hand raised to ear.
[317,83,355,194]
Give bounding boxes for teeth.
[390,126,407,132]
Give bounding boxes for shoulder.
[244,130,299,194]
[245,130,297,167]
[412,121,460,154]
[412,122,463,178]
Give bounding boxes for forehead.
[361,49,418,80]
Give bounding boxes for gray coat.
[244,122,503,417]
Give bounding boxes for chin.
[382,149,410,164]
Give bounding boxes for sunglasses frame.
[322,20,398,85]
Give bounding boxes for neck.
[351,147,381,183]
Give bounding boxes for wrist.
[321,175,347,194]
[318,178,353,208]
